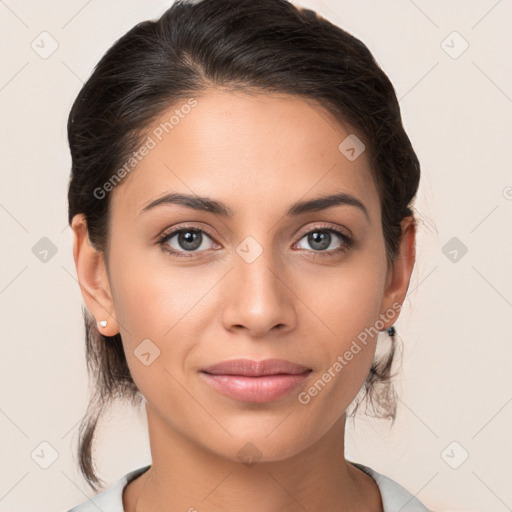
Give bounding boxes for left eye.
[294,228,352,253]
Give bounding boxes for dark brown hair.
[67,0,420,491]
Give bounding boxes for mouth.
[201,357,311,377]
[199,358,312,403]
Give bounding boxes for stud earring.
[99,320,108,328]
[386,325,396,339]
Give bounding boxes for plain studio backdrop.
[1,1,511,511]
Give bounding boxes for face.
[73,89,415,462]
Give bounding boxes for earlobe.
[71,214,119,337]
[379,217,416,328]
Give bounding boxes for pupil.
[309,231,330,250]
[180,230,201,250]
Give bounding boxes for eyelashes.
[156,224,354,259]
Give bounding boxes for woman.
[66,0,429,510]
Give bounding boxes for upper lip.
[201,358,311,377]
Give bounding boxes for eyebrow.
[139,192,370,223]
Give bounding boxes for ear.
[71,213,119,337]
[378,216,416,328]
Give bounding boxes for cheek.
[108,247,220,382]
[108,260,199,409]
[304,250,387,343]
[296,252,387,403]
[109,240,203,337]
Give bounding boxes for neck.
[125,405,382,512]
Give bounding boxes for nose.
[221,250,297,338]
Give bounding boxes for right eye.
[157,227,220,258]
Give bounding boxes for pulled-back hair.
[67,0,420,491]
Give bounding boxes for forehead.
[109,89,379,222]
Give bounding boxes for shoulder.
[350,461,433,512]
[65,465,151,512]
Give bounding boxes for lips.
[201,358,311,377]
[199,358,312,403]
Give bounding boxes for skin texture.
[71,89,415,511]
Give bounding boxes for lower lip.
[199,371,311,403]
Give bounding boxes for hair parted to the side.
[67,0,420,491]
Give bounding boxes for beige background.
[1,1,511,511]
